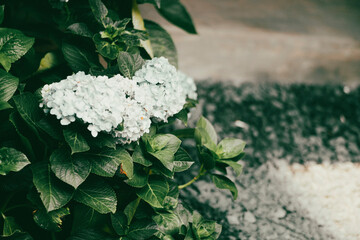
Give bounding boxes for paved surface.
[175,83,360,239]
[140,0,360,84]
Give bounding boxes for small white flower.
[60,118,71,125]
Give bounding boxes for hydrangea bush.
[0,0,246,239]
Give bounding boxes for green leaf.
[184,99,198,109]
[86,133,117,149]
[144,20,177,68]
[171,128,194,139]
[93,33,119,60]
[67,23,93,38]
[0,101,12,111]
[153,211,182,236]
[62,42,96,72]
[119,149,134,179]
[72,204,105,232]
[195,116,217,151]
[119,32,145,48]
[50,148,91,189]
[89,0,109,26]
[127,218,158,239]
[74,177,117,214]
[218,160,243,177]
[117,52,144,79]
[136,175,169,208]
[146,134,181,171]
[151,161,174,179]
[156,0,196,34]
[124,198,141,225]
[0,69,19,102]
[37,51,60,72]
[167,181,179,199]
[125,164,148,188]
[174,109,187,126]
[3,216,21,237]
[198,146,216,170]
[33,207,70,232]
[113,18,131,31]
[216,138,246,159]
[36,117,62,140]
[27,187,45,208]
[145,134,169,152]
[11,47,41,78]
[0,5,4,25]
[12,93,43,134]
[32,163,74,211]
[173,204,191,233]
[196,116,218,144]
[211,174,238,200]
[163,196,177,210]
[63,129,90,154]
[191,211,221,239]
[9,112,36,160]
[13,93,48,150]
[84,148,131,177]
[133,145,152,167]
[0,147,30,175]
[0,28,35,72]
[173,148,194,172]
[184,227,194,240]
[214,162,227,175]
[111,212,128,235]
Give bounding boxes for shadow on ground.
[177,82,360,239]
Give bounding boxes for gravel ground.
[270,160,360,239]
[178,82,360,239]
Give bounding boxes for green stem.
[51,232,56,240]
[178,165,206,189]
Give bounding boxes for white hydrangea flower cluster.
[40,57,197,144]
[133,57,197,122]
[178,71,198,100]
[40,72,151,143]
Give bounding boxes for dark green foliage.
[0,147,30,175]
[117,51,145,78]
[0,28,34,72]
[0,1,245,239]
[144,20,178,68]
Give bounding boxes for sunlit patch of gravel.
[269,160,360,240]
[181,162,336,240]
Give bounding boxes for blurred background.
[140,0,360,84]
[141,1,360,239]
